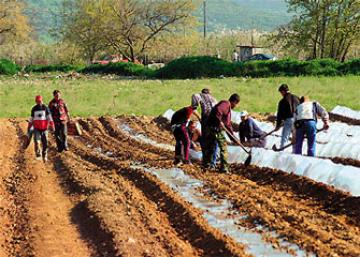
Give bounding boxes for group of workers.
[170,84,330,173]
[28,90,70,161]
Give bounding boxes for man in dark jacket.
[275,84,300,149]
[171,106,196,165]
[49,90,70,152]
[204,93,240,173]
[29,95,55,161]
[238,111,266,148]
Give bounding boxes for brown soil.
[1,116,359,257]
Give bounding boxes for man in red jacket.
[204,94,240,173]
[29,95,55,161]
[49,90,70,152]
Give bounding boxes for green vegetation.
[81,63,153,77]
[0,76,359,118]
[155,56,360,79]
[25,64,84,73]
[0,59,20,75]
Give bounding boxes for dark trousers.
[248,137,267,148]
[55,122,68,152]
[204,128,228,171]
[173,125,190,161]
[201,120,218,166]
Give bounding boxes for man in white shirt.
[294,96,329,156]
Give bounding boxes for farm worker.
[49,90,71,152]
[204,94,240,173]
[170,106,197,165]
[238,111,267,148]
[294,96,329,156]
[191,88,218,166]
[275,84,300,149]
[28,95,55,162]
[187,121,202,151]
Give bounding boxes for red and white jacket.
[29,104,55,131]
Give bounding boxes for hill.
[25,0,291,41]
[198,0,291,31]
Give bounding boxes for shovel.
[223,126,252,166]
[272,127,326,152]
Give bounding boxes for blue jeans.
[294,120,317,157]
[280,118,294,148]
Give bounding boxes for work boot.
[173,158,181,166]
[219,167,229,174]
[42,152,48,162]
[183,160,193,166]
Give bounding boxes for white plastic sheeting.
[119,120,360,197]
[162,109,360,160]
[331,106,360,120]
[134,165,311,257]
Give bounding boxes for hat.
[35,95,42,103]
[278,84,289,92]
[240,111,248,117]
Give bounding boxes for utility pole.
[203,0,207,39]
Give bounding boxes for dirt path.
[0,119,95,257]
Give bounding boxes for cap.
[240,111,248,117]
[35,95,42,103]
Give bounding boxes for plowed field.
[0,116,359,257]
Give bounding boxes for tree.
[62,0,196,62]
[0,0,30,45]
[271,0,360,61]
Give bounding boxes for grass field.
[0,75,359,118]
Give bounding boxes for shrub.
[155,56,235,79]
[304,59,341,76]
[25,64,84,73]
[80,62,153,77]
[339,59,360,75]
[0,59,20,75]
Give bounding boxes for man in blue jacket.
[238,111,267,148]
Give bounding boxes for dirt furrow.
[0,120,25,257]
[94,116,360,257]
[68,133,249,256]
[5,119,35,257]
[56,150,201,256]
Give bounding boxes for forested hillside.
[25,0,291,41]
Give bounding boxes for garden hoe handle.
[260,129,277,139]
[223,126,249,154]
[272,127,326,152]
[223,126,252,166]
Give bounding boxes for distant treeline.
[1,57,359,78]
